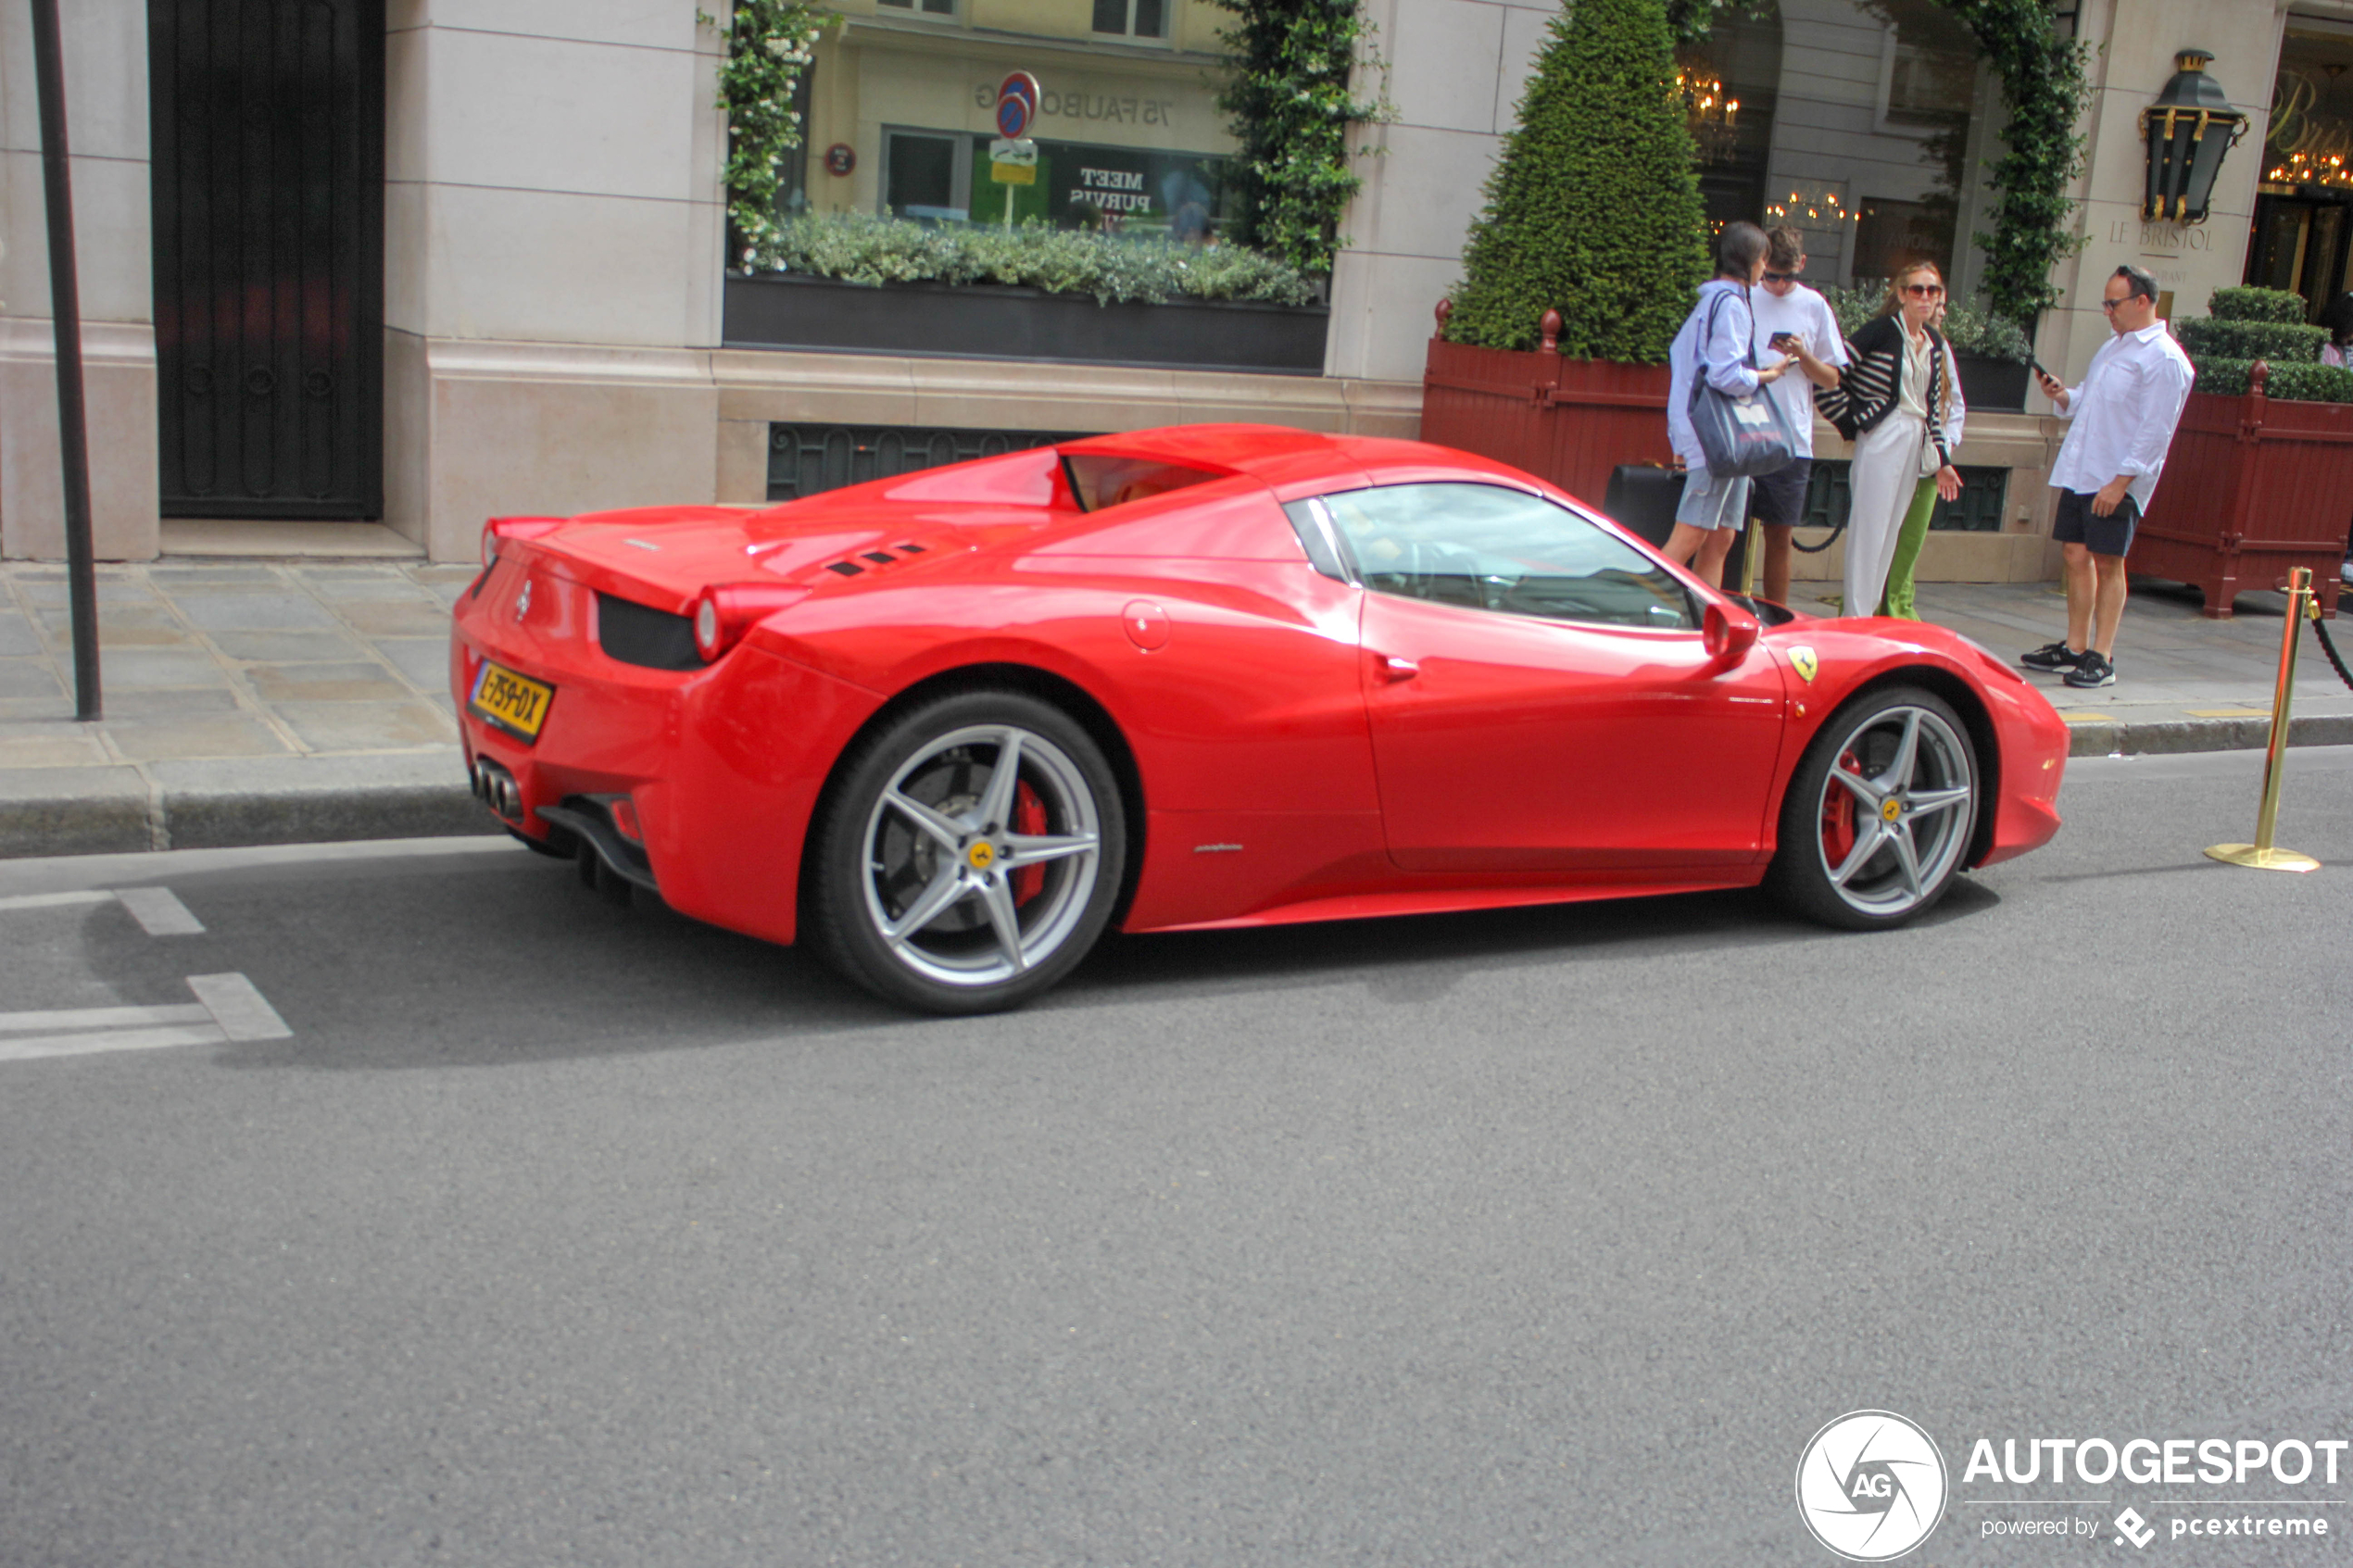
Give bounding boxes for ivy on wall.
[702,1,832,268]
[1207,0,1392,275]
[1938,0,2090,326]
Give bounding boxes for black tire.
[802,690,1127,1014]
[1768,684,1981,930]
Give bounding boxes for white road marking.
[0,890,115,912]
[186,973,292,1042]
[0,886,204,934]
[0,1024,229,1062]
[112,886,204,935]
[0,1003,212,1035]
[0,974,289,1062]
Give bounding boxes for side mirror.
[1704,599,1760,665]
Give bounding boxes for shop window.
[965,133,1229,238]
[1687,0,1993,296]
[1852,197,1952,289]
[2251,25,2353,317]
[1092,0,1165,39]
[885,129,968,222]
[877,0,957,17]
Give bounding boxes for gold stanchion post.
[2205,566,2322,872]
[1741,516,1760,597]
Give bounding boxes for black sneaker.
[2063,650,2116,688]
[2020,640,2084,672]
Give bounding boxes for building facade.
[0,0,2341,569]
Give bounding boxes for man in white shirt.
[1745,227,1848,604]
[2023,264,2196,689]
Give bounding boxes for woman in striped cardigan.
[1820,262,1964,616]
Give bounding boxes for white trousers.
[1844,412,1928,617]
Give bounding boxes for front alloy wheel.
[1770,686,1979,929]
[806,692,1126,1013]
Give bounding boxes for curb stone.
[2065,711,2353,758]
[3,721,2349,859]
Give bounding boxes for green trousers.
[1877,476,1939,620]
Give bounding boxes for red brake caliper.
[1012,780,1047,905]
[1821,750,1863,866]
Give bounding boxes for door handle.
[1374,654,1419,684]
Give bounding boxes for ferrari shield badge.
[1789,645,1818,684]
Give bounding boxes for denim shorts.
[1675,466,1751,531]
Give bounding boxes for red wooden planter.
[2130,362,2351,619]
[1419,304,1672,507]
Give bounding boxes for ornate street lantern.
[2140,49,2248,223]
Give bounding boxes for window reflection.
[1318,484,1698,632]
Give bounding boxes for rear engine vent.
[824,560,863,577]
[597,593,700,671]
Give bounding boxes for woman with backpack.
[1820,261,1964,617]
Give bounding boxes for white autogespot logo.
[1796,1411,1949,1562]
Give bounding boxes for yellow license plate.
[469,659,555,741]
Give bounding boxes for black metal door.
[150,0,384,519]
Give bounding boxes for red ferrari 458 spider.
[451,424,2069,1013]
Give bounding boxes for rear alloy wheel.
[1769,686,1979,930]
[806,692,1126,1013]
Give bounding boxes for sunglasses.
[1902,282,1945,298]
[2100,295,2133,310]
[1761,270,1798,282]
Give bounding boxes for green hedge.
[2173,318,2328,363]
[1442,0,1706,359]
[754,212,1318,307]
[2183,358,2353,403]
[2208,286,2308,324]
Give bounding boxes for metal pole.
[2205,566,2319,872]
[30,0,102,721]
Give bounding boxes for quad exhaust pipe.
[470,757,525,823]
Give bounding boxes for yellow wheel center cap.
[966,841,997,871]
[1881,798,1903,823]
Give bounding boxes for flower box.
[1954,355,2029,413]
[2130,361,2350,619]
[721,271,1330,376]
[1419,306,1673,506]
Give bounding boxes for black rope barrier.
[2312,607,2353,693]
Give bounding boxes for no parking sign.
[995,71,1041,140]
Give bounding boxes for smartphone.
[1769,332,1802,353]
[2029,358,2060,383]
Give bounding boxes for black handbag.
[1602,464,1688,549]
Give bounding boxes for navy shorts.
[1749,458,1813,528]
[2052,488,2139,557]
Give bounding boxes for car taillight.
[692,583,809,663]
[480,516,567,569]
[693,596,723,660]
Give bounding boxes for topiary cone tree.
[1444,0,1709,360]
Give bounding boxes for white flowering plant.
[702,1,832,262]
[754,211,1319,307]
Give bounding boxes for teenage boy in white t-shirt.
[1745,226,1848,604]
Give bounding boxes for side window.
[1317,483,1697,631]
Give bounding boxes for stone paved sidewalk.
[1,558,2349,858]
[1,560,480,855]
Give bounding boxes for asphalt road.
[4,749,2350,1568]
